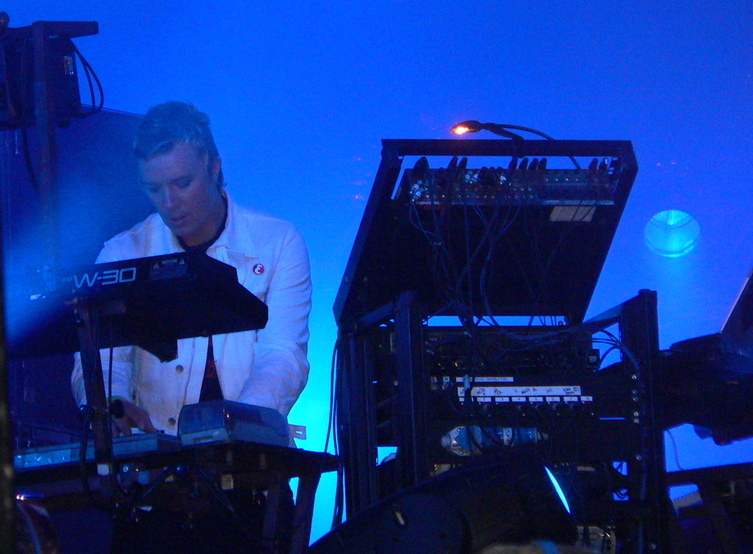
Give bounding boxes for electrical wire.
[479,123,582,170]
[15,500,43,554]
[11,34,105,197]
[329,336,344,529]
[71,42,104,116]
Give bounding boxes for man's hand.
[111,399,157,436]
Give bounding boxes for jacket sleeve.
[236,225,312,417]
[70,243,137,407]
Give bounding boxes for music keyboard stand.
[15,440,338,553]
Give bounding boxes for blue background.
[3,0,752,543]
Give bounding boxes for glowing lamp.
[644,209,700,257]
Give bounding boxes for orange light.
[451,125,471,135]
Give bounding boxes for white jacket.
[71,192,311,435]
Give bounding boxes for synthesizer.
[178,400,290,448]
[7,252,268,361]
[334,139,637,324]
[397,156,622,207]
[14,401,290,472]
[14,432,182,471]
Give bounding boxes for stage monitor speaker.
[310,449,577,554]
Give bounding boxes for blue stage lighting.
[644,209,700,257]
[545,467,571,515]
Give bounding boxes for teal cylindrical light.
[644,210,700,257]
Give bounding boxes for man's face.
[138,141,225,247]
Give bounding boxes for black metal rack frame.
[334,138,638,326]
[334,138,674,551]
[336,290,672,551]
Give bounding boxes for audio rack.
[334,139,672,551]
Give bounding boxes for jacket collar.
[206,190,259,260]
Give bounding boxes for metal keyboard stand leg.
[71,298,118,498]
[291,472,322,553]
[261,472,323,554]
